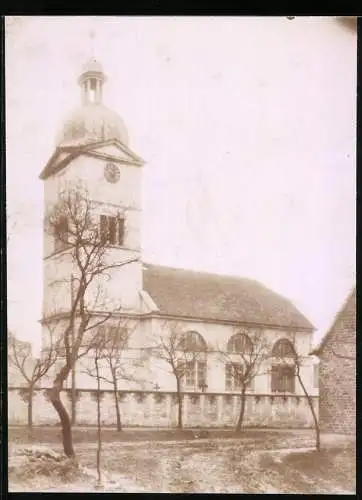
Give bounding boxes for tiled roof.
[312,286,356,355]
[142,264,314,330]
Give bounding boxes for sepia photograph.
[6,15,356,493]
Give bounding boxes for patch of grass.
[9,446,87,484]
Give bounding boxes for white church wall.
[42,252,76,316]
[143,317,317,397]
[39,313,318,401]
[91,257,142,312]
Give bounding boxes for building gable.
[313,287,356,357]
[84,140,143,165]
[39,139,143,180]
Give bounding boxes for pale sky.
[6,16,356,354]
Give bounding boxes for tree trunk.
[297,372,320,452]
[235,388,247,433]
[95,355,102,485]
[48,373,75,458]
[27,388,33,429]
[112,378,122,432]
[176,378,183,429]
[71,361,77,426]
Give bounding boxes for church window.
[271,365,295,393]
[100,215,125,246]
[271,338,295,358]
[226,363,239,390]
[178,331,207,352]
[54,215,69,252]
[225,362,253,391]
[227,333,253,354]
[184,360,207,390]
[197,361,207,389]
[177,331,207,390]
[185,361,195,387]
[270,338,296,393]
[118,218,125,245]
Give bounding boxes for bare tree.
[217,329,270,433]
[79,318,145,432]
[152,322,207,429]
[80,327,149,486]
[8,331,59,428]
[81,333,108,487]
[277,340,321,452]
[43,185,139,457]
[94,344,102,487]
[97,324,127,432]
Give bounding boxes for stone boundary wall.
[8,388,318,428]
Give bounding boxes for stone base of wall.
[8,388,318,428]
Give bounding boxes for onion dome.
[56,58,129,147]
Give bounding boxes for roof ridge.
[142,261,265,284]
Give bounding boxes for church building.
[34,57,319,428]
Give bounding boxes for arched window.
[178,331,207,391]
[271,339,295,358]
[225,333,253,392]
[271,338,296,393]
[178,331,207,352]
[227,333,253,354]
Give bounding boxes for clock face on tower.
[104,162,120,184]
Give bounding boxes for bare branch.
[277,338,321,451]
[8,330,60,387]
[329,347,355,361]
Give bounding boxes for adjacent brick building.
[312,287,356,434]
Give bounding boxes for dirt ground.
[8,428,356,493]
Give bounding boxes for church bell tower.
[39,55,145,345]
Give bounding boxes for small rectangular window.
[100,215,109,244]
[118,218,125,245]
[313,364,319,389]
[100,215,125,247]
[54,215,69,252]
[108,216,117,245]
